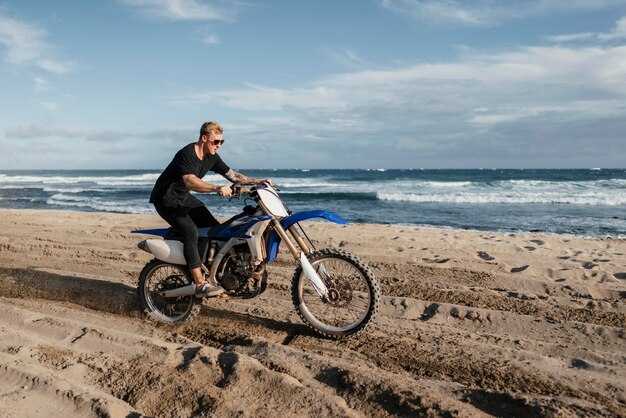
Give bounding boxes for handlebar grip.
[229,182,277,197]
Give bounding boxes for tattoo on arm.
[223,169,258,185]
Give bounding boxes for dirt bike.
[132,184,380,339]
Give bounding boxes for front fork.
[270,219,329,299]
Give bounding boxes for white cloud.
[37,58,75,74]
[547,33,598,43]
[0,14,75,74]
[170,44,626,112]
[37,100,61,111]
[470,112,522,126]
[159,33,626,166]
[164,83,349,111]
[1,123,199,169]
[34,77,48,92]
[548,16,626,43]
[469,101,626,126]
[202,34,220,44]
[325,48,378,70]
[5,124,84,139]
[380,0,626,26]
[381,0,490,25]
[119,0,236,21]
[4,124,194,146]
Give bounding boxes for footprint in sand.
[570,358,593,370]
[557,256,570,260]
[530,239,545,246]
[420,303,440,321]
[477,251,495,261]
[511,265,529,273]
[423,257,450,264]
[524,246,536,252]
[614,273,626,280]
[583,262,598,270]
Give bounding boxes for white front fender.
[299,253,328,298]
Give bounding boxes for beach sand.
[0,208,624,417]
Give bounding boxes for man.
[149,121,270,296]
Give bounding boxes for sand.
[0,208,624,417]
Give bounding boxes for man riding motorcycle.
[149,121,271,297]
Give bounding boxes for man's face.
[204,132,223,155]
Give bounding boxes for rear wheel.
[291,248,380,339]
[137,259,199,322]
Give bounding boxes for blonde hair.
[199,121,223,139]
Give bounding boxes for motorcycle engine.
[221,271,242,291]
[218,247,266,297]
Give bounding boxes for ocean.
[1,169,625,238]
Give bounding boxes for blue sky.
[1,0,625,170]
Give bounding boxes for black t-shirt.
[149,143,230,207]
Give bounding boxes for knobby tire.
[291,248,380,339]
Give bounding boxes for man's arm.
[182,174,232,196]
[222,169,271,186]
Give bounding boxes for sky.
[0,0,625,170]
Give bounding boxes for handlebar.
[229,182,279,200]
[230,183,251,199]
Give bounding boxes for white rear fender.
[138,239,186,265]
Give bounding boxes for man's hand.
[257,179,273,187]
[218,185,232,197]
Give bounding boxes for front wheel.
[291,248,380,339]
[137,259,200,322]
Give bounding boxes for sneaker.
[195,281,224,298]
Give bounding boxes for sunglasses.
[202,133,224,145]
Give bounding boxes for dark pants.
[153,203,219,269]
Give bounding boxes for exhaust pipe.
[161,284,196,298]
